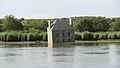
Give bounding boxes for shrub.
[42,32,47,41]
[38,33,43,41]
[82,31,94,40]
[27,33,32,41]
[21,33,27,41]
[1,32,7,41]
[17,33,22,41]
[107,33,118,39]
[1,31,120,42]
[75,32,82,40]
[93,33,99,40]
[115,32,120,39]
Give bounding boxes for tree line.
[72,16,120,32]
[0,15,120,32]
[0,15,120,41]
[0,15,48,32]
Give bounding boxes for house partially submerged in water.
[47,18,75,47]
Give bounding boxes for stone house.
[47,18,75,47]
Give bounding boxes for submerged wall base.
[48,42,75,48]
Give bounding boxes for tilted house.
[47,18,75,47]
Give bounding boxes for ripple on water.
[83,52,109,54]
[0,53,22,57]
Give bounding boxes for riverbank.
[0,40,120,45]
[75,40,120,43]
[0,41,48,45]
[1,31,120,42]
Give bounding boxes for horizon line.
[0,15,120,19]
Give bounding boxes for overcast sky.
[0,0,119,19]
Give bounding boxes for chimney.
[48,20,51,28]
[69,17,73,26]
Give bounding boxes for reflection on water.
[0,43,120,68]
[48,47,74,68]
[109,44,120,67]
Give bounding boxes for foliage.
[73,17,110,32]
[110,19,120,31]
[0,31,48,42]
[75,32,120,40]
[82,31,94,40]
[75,32,82,40]
[2,15,23,31]
[21,19,48,31]
[1,15,120,33]
[0,19,3,24]
[0,15,120,41]
[73,18,93,32]
[0,24,3,32]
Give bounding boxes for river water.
[0,43,120,68]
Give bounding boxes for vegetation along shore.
[0,15,120,44]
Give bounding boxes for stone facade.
[47,18,75,47]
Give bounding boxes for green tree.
[92,17,110,32]
[21,20,30,30]
[19,18,24,22]
[110,21,120,31]
[2,15,23,31]
[0,19,2,24]
[0,24,3,32]
[22,19,48,31]
[73,17,110,32]
[73,18,94,32]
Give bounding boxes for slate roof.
[50,19,73,30]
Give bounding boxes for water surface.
[0,43,120,68]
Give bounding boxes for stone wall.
[52,29,75,44]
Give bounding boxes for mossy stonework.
[47,18,75,47]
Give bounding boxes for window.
[57,39,59,43]
[63,39,65,42]
[68,32,70,36]
[68,39,70,42]
[62,33,64,37]
[56,33,59,37]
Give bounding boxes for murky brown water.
[0,43,120,68]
